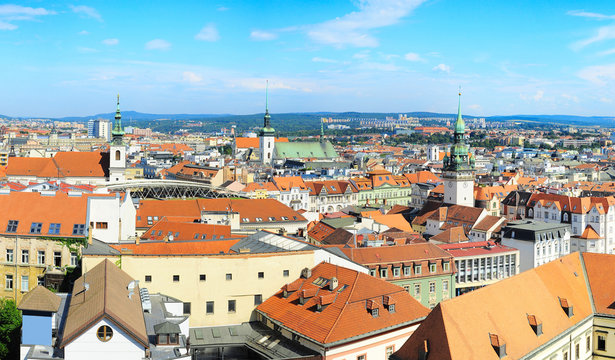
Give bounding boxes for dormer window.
[527,314,542,336]
[559,297,574,317]
[489,333,507,359]
[371,308,379,317]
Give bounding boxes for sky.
[2,1,615,117]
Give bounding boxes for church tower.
[259,81,275,165]
[109,94,127,182]
[442,91,475,207]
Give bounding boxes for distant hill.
[56,111,232,122]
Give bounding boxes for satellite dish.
[127,280,139,291]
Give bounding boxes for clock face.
[448,182,453,188]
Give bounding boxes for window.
[206,301,214,314]
[53,252,61,267]
[226,273,232,280]
[258,272,264,279]
[598,334,606,351]
[21,276,28,291]
[5,274,12,289]
[393,267,400,277]
[386,345,395,357]
[199,274,206,281]
[183,302,191,315]
[414,265,422,275]
[49,223,61,235]
[147,216,153,225]
[21,250,29,264]
[283,270,289,277]
[72,224,85,235]
[70,252,78,267]
[372,308,379,317]
[5,249,13,263]
[587,335,591,352]
[575,343,579,359]
[95,222,108,229]
[443,262,450,271]
[97,325,113,342]
[173,275,180,282]
[30,222,42,234]
[6,220,18,233]
[228,300,236,313]
[563,351,568,360]
[404,266,411,276]
[145,275,152,282]
[194,233,199,239]
[414,284,421,297]
[37,250,45,265]
[357,354,366,360]
[443,280,449,293]
[254,294,263,305]
[429,263,437,273]
[380,268,388,278]
[429,282,436,294]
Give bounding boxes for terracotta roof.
[256,262,429,345]
[473,216,504,232]
[60,259,148,348]
[7,152,109,178]
[584,253,615,317]
[308,221,336,243]
[370,214,414,232]
[18,285,61,312]
[438,241,518,257]
[273,176,308,191]
[394,252,593,360]
[430,226,468,243]
[341,243,453,265]
[109,239,239,255]
[235,137,260,149]
[577,225,602,239]
[140,217,232,241]
[403,171,440,184]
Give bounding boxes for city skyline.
[2,1,615,117]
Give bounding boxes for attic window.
[312,277,329,287]
[559,297,574,317]
[269,217,276,221]
[282,216,289,221]
[489,333,507,359]
[256,217,263,222]
[371,308,379,317]
[527,314,542,336]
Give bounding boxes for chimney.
[88,222,94,245]
[329,277,338,291]
[118,218,122,241]
[135,235,140,245]
[301,267,312,279]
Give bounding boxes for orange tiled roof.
[7,152,109,178]
[256,262,429,345]
[109,239,239,255]
[140,217,231,241]
[577,225,601,239]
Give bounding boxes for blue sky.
[2,1,615,117]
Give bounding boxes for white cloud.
[312,57,338,63]
[561,93,579,103]
[69,5,102,22]
[568,10,615,20]
[404,52,424,62]
[145,39,171,51]
[77,47,99,54]
[0,4,54,30]
[353,50,371,59]
[572,25,615,50]
[195,24,220,42]
[78,30,89,35]
[468,104,481,110]
[217,6,229,11]
[600,97,613,103]
[306,0,426,48]
[432,63,450,73]
[182,71,203,83]
[250,30,277,41]
[578,63,615,85]
[102,38,119,46]
[598,48,615,56]
[533,90,544,101]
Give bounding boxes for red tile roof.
[140,217,231,241]
[438,241,518,257]
[109,239,239,255]
[256,262,429,345]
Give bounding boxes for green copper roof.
[274,141,338,159]
[454,92,465,134]
[111,94,124,144]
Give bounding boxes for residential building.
[424,204,487,237]
[439,241,520,295]
[305,180,358,213]
[392,252,615,360]
[501,220,571,272]
[256,262,430,360]
[272,176,310,211]
[351,169,413,208]
[341,243,455,308]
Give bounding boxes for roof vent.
[301,267,312,279]
[383,295,396,313]
[489,333,507,359]
[329,277,338,291]
[527,314,542,336]
[559,297,574,317]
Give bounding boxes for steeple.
[320,118,324,142]
[260,81,275,137]
[111,94,124,144]
[454,88,465,136]
[444,90,473,172]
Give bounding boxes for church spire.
[264,80,271,128]
[454,87,465,137]
[320,118,324,142]
[112,94,124,144]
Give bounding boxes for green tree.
[0,298,21,359]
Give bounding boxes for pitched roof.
[393,252,593,360]
[7,152,110,178]
[430,226,468,243]
[140,217,231,241]
[60,259,148,348]
[256,262,429,345]
[438,241,518,258]
[473,215,505,232]
[321,228,354,246]
[341,243,453,265]
[109,239,239,255]
[370,214,414,232]
[577,225,602,239]
[17,285,61,312]
[403,171,440,184]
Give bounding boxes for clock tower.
[260,81,275,165]
[442,91,475,207]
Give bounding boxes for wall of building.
[325,324,420,360]
[64,318,145,360]
[21,312,52,345]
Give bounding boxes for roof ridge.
[103,260,108,314]
[579,252,596,314]
[323,268,360,344]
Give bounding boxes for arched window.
[97,325,113,342]
[563,213,568,222]
[115,150,121,161]
[528,208,534,217]
[268,142,271,148]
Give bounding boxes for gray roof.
[154,321,181,335]
[189,322,319,359]
[230,231,317,254]
[82,238,121,256]
[502,220,571,242]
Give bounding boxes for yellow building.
[82,231,366,327]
